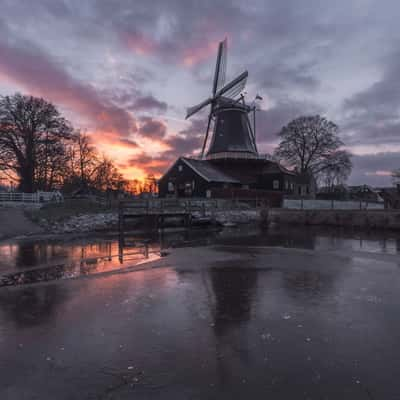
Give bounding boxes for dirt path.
[0,207,43,240]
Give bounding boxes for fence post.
[331,199,334,209]
[301,198,304,210]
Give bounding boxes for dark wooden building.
[158,156,313,201]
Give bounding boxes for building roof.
[181,157,240,183]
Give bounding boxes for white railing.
[283,199,384,210]
[0,191,63,203]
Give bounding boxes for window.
[185,182,192,196]
[168,182,174,192]
[273,180,279,189]
[178,165,183,172]
[298,187,301,195]
[242,184,249,190]
[285,181,289,190]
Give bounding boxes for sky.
[0,0,399,186]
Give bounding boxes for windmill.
[185,38,259,159]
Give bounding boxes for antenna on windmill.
[185,38,249,159]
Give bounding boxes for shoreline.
[2,206,400,244]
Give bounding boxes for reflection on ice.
[0,225,399,286]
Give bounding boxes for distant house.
[348,185,383,203]
[157,156,315,202]
[317,184,383,202]
[379,185,400,209]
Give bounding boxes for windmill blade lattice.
[212,38,227,95]
[216,71,248,99]
[185,97,212,120]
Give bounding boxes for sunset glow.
[0,1,399,186]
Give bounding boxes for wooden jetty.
[118,199,217,236]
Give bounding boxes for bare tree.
[72,131,98,186]
[90,154,126,192]
[319,150,353,190]
[0,94,73,192]
[274,115,352,186]
[144,174,157,194]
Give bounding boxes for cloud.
[130,95,167,112]
[256,62,319,92]
[125,118,205,176]
[256,100,322,151]
[349,152,399,186]
[117,138,139,149]
[0,32,137,137]
[138,117,167,139]
[127,152,171,176]
[342,50,400,147]
[165,118,205,156]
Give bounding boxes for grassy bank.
[25,199,116,225]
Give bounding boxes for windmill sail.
[212,38,227,95]
[185,97,212,119]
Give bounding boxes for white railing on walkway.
[0,191,63,203]
[283,199,384,210]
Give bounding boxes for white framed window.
[273,180,279,189]
[168,182,174,192]
[178,165,183,172]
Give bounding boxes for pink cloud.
[182,39,220,66]
[121,31,158,56]
[0,38,136,136]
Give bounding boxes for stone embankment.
[268,209,400,230]
[40,212,118,234]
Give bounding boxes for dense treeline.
[0,93,136,193]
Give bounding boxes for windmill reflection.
[209,266,258,335]
[207,263,259,387]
